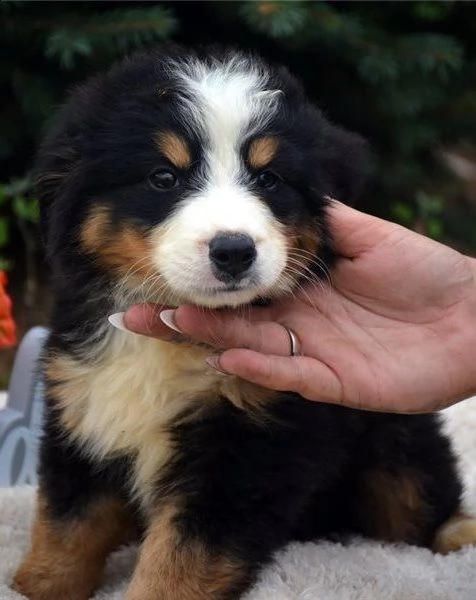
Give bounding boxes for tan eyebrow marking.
[155,131,192,169]
[248,136,279,170]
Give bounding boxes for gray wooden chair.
[0,327,48,486]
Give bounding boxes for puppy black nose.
[209,233,256,278]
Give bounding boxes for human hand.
[120,202,476,413]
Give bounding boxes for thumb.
[210,349,344,404]
[328,201,402,259]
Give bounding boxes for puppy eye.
[149,168,178,191]
[256,170,281,191]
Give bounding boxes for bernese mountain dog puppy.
[13,47,476,600]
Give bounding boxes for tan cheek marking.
[80,205,156,280]
[127,504,246,600]
[282,221,323,284]
[155,131,192,169]
[12,491,135,600]
[248,136,279,170]
[296,222,322,256]
[79,205,110,252]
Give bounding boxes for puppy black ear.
[316,118,369,204]
[34,75,102,247]
[300,102,369,205]
[35,123,81,244]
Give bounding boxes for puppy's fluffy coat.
[13,47,476,600]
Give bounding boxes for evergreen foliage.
[1,0,476,279]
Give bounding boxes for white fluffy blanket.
[1,400,476,600]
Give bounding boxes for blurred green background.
[1,0,476,375]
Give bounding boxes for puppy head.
[38,47,366,308]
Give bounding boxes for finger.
[122,303,293,355]
[173,305,298,356]
[214,349,344,404]
[123,304,184,342]
[327,201,402,258]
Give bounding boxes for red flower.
[0,271,16,348]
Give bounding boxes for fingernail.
[159,309,183,333]
[206,355,229,375]
[108,312,131,333]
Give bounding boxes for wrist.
[462,255,476,396]
[470,256,476,286]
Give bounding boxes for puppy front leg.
[13,490,134,600]
[126,505,249,600]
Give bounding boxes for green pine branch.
[240,1,308,38]
[4,6,178,69]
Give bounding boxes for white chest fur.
[47,330,266,504]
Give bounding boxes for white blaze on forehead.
[152,55,288,307]
[169,54,282,182]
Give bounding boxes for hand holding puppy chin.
[116,202,476,415]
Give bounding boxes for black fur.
[33,47,461,598]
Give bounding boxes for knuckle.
[219,315,244,347]
[293,359,308,394]
[254,324,267,353]
[259,356,274,380]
